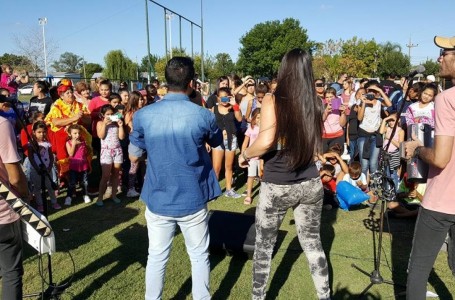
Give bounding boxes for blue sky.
[1,0,454,70]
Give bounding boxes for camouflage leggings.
[252,178,331,300]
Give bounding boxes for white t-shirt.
[342,173,367,189]
[359,100,382,133]
[406,102,435,127]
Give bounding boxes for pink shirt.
[0,117,21,224]
[0,73,19,95]
[322,113,344,138]
[245,125,260,160]
[422,87,455,214]
[67,140,89,172]
[384,127,402,153]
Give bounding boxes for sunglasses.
[246,84,255,87]
[315,83,325,87]
[440,49,455,57]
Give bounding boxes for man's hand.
[238,154,249,168]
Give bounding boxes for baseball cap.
[434,36,455,49]
[330,83,343,96]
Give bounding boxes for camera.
[365,93,375,100]
[220,96,230,103]
[109,113,122,122]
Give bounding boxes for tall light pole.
[166,12,174,58]
[145,0,153,81]
[200,0,205,81]
[38,17,48,77]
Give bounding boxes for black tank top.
[262,150,318,185]
[214,105,237,149]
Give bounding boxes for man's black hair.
[165,57,195,92]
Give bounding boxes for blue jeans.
[357,135,380,176]
[68,170,88,197]
[348,138,358,162]
[145,206,210,300]
[407,207,455,300]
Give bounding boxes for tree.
[51,52,84,73]
[84,63,103,80]
[140,54,159,73]
[12,26,58,74]
[237,18,317,77]
[314,39,343,57]
[377,42,410,77]
[340,37,381,77]
[150,50,214,82]
[210,53,235,80]
[103,50,138,80]
[422,59,440,77]
[0,53,37,72]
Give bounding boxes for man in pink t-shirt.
[405,36,455,299]
[0,98,31,299]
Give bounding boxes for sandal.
[244,197,252,205]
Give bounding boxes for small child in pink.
[241,108,261,205]
[65,124,91,206]
[0,64,29,98]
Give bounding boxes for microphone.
[407,65,425,79]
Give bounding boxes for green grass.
[6,96,455,298]
[16,174,455,300]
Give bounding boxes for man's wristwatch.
[414,146,423,158]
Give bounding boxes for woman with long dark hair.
[239,49,331,299]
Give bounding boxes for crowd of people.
[0,33,454,299]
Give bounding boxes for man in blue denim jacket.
[130,56,222,300]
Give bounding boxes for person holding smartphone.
[212,87,243,198]
[322,87,347,152]
[357,82,392,180]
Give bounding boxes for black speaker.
[208,210,256,256]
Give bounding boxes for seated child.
[320,164,338,209]
[342,161,368,192]
[341,161,375,206]
[318,143,349,183]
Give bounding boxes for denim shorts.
[213,135,238,152]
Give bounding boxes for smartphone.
[220,96,230,103]
[331,98,342,110]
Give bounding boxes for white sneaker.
[64,196,72,206]
[83,195,91,203]
[127,188,140,198]
[117,186,123,194]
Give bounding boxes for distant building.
[28,72,82,86]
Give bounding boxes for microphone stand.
[351,77,414,298]
[8,99,70,299]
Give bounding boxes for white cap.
[426,75,436,82]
